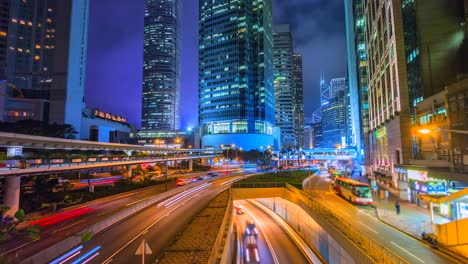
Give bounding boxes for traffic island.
[155,190,229,263]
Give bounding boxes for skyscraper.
[274,24,296,148]
[365,0,412,181]
[141,0,180,132]
[198,0,275,150]
[322,90,347,148]
[1,0,89,134]
[344,0,368,162]
[293,53,304,147]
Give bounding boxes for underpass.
[231,178,460,264]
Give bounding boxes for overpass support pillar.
[188,159,193,172]
[125,165,132,178]
[7,146,22,157]
[4,176,21,217]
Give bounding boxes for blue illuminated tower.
[141,0,180,131]
[198,0,275,150]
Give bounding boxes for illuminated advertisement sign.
[407,169,428,181]
[411,180,446,194]
[93,109,127,124]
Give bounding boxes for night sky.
[86,0,347,129]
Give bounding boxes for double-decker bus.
[333,177,373,205]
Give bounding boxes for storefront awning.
[418,188,468,204]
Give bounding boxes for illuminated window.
[35,45,41,49]
[34,55,40,60]
[0,31,6,37]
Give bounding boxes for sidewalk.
[352,174,450,238]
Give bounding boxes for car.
[207,172,218,177]
[245,235,260,264]
[197,176,204,181]
[245,220,258,237]
[176,179,186,186]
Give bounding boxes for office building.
[365,0,413,188]
[198,0,275,150]
[322,90,347,148]
[293,53,304,147]
[330,77,347,98]
[344,0,369,161]
[303,123,313,149]
[312,121,323,149]
[1,0,90,136]
[274,24,296,148]
[141,0,180,131]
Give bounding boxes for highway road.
[45,174,252,264]
[303,172,460,264]
[0,171,241,262]
[234,200,311,264]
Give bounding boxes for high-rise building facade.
[141,0,180,132]
[312,121,323,148]
[402,0,468,121]
[1,0,89,134]
[274,24,296,148]
[293,53,304,147]
[344,0,369,162]
[199,0,275,150]
[322,90,347,148]
[365,0,412,184]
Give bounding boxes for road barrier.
[208,188,234,264]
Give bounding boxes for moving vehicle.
[207,172,218,177]
[234,206,244,215]
[245,235,260,264]
[333,177,373,205]
[176,179,187,186]
[245,220,258,237]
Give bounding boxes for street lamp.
[221,144,234,173]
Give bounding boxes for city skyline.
[86,0,347,129]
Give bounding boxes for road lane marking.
[390,241,425,263]
[97,208,119,216]
[55,220,86,233]
[1,238,40,255]
[126,197,152,207]
[102,185,212,263]
[244,203,280,264]
[101,259,112,264]
[81,252,99,264]
[359,223,378,234]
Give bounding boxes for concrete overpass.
[0,132,223,216]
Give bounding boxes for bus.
[333,177,373,205]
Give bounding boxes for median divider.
[21,181,210,264]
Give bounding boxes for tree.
[0,206,39,241]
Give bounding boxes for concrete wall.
[256,197,355,264]
[437,217,468,258]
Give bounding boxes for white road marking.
[390,241,425,263]
[125,197,152,207]
[359,223,378,234]
[55,220,86,233]
[1,238,40,255]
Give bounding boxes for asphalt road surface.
[234,200,311,264]
[303,172,460,264]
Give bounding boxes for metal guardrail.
[208,188,234,264]
[284,183,409,264]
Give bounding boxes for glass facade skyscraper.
[142,0,180,131]
[274,24,296,148]
[293,53,304,147]
[199,0,275,150]
[345,0,369,160]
